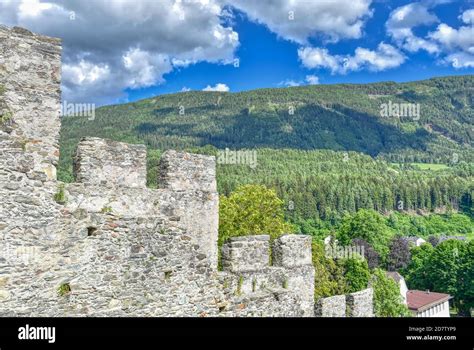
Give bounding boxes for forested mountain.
[58,75,473,224]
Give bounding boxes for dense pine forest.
[58,75,474,236]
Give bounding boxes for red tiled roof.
[407,290,451,312]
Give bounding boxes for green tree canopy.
[312,241,346,299]
[337,209,393,259]
[403,239,473,315]
[218,184,294,246]
[371,268,411,317]
[341,257,371,293]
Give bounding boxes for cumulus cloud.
[298,43,405,74]
[460,9,474,24]
[122,48,172,88]
[0,0,239,104]
[305,75,320,85]
[278,79,302,87]
[444,52,474,68]
[279,75,320,87]
[428,9,474,68]
[202,83,230,92]
[386,4,474,70]
[429,23,474,54]
[226,0,373,44]
[386,2,440,54]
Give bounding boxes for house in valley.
[407,290,451,317]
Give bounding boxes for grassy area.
[390,162,450,171]
[411,163,450,171]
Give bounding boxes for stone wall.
[315,288,374,317]
[73,137,147,188]
[346,288,374,317]
[219,234,314,316]
[315,295,346,317]
[0,25,373,317]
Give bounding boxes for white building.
[404,236,427,247]
[323,235,338,246]
[407,290,451,317]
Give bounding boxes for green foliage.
[403,239,473,315]
[218,184,294,246]
[458,240,474,313]
[57,283,71,296]
[341,257,371,293]
[312,241,346,299]
[337,209,393,259]
[0,85,13,126]
[53,184,67,204]
[387,212,474,237]
[236,276,244,296]
[401,243,435,290]
[101,206,112,213]
[371,268,411,317]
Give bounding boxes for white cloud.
[202,83,230,92]
[460,9,474,24]
[63,60,110,85]
[428,9,474,68]
[279,75,320,87]
[429,23,474,54]
[18,0,59,18]
[180,87,192,92]
[298,43,405,74]
[226,0,373,44]
[0,0,239,104]
[305,75,319,85]
[297,47,340,72]
[278,79,302,87]
[386,2,440,54]
[386,4,474,70]
[122,48,172,88]
[444,52,474,68]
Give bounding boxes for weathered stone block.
[159,150,216,192]
[272,234,312,268]
[0,24,61,178]
[315,294,346,317]
[346,288,374,317]
[73,137,147,188]
[221,235,270,273]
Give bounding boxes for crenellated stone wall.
[219,234,314,316]
[315,289,374,317]
[0,25,374,317]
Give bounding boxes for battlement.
[221,235,270,272]
[219,234,315,316]
[159,150,217,192]
[272,234,312,268]
[221,234,312,273]
[0,25,61,180]
[73,137,147,188]
[315,288,374,317]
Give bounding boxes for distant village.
[324,234,468,317]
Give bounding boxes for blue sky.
[1,0,473,105]
[127,1,474,103]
